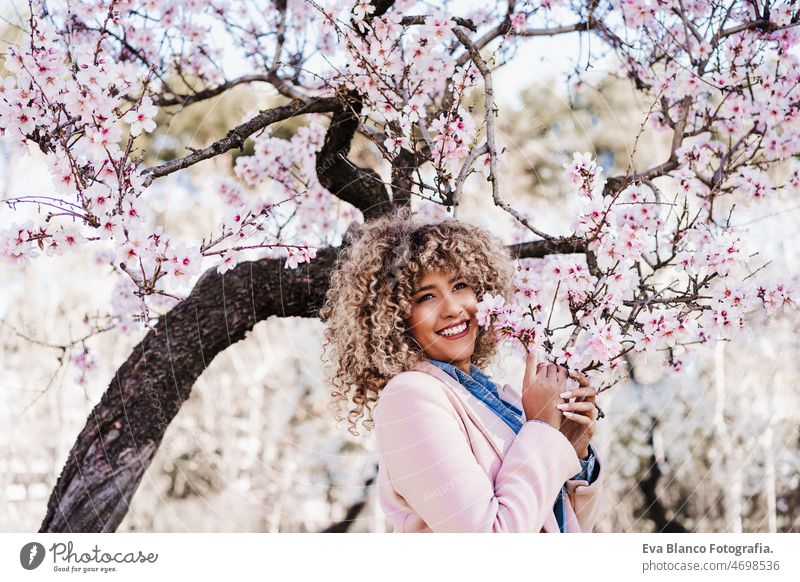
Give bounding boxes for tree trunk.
[39,249,339,532]
[713,340,743,533]
[321,475,376,533]
[638,419,688,533]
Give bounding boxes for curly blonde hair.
[319,207,516,437]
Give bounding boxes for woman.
[320,208,603,533]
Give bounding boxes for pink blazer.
[373,360,604,532]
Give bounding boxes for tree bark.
[625,354,687,533]
[40,248,340,532]
[713,340,743,533]
[320,475,376,533]
[315,92,392,220]
[638,421,688,533]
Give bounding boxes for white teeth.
[438,321,467,336]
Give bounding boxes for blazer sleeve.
[570,443,598,483]
[566,447,604,532]
[373,372,582,533]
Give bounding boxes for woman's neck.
[429,357,472,375]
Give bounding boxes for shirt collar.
[427,358,496,393]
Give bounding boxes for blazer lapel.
[412,361,511,459]
[541,511,559,533]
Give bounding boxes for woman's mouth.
[436,319,470,340]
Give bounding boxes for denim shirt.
[427,358,598,533]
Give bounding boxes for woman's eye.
[416,282,467,303]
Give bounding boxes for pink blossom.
[475,293,506,326]
[698,299,745,339]
[47,226,83,257]
[70,346,96,385]
[731,166,772,200]
[351,0,375,28]
[83,182,113,214]
[164,242,203,288]
[46,153,78,196]
[217,250,241,274]
[510,12,527,32]
[383,132,411,154]
[755,279,798,315]
[580,320,625,364]
[563,152,604,198]
[122,96,158,137]
[402,94,427,123]
[284,243,318,269]
[0,220,39,267]
[513,265,543,309]
[429,108,476,164]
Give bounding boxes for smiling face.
[405,269,479,374]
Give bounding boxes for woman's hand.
[557,370,598,460]
[521,350,569,430]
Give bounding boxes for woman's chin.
[434,345,476,363]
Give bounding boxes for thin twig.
[452,26,554,240]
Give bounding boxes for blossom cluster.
[476,149,798,385]
[0,1,331,331]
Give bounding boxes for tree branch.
[142,97,341,186]
[315,92,392,219]
[509,236,587,259]
[453,26,554,240]
[390,147,418,208]
[603,95,692,196]
[400,15,477,31]
[150,73,309,107]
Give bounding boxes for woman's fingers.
[557,401,595,413]
[526,357,593,401]
[568,369,590,387]
[559,386,597,401]
[560,402,598,423]
[526,349,538,368]
[534,364,550,385]
[526,352,553,387]
[525,356,589,388]
[524,350,539,385]
[561,411,592,425]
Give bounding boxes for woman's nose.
[440,292,465,317]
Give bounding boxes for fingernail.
[557,404,569,410]
[560,391,572,398]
